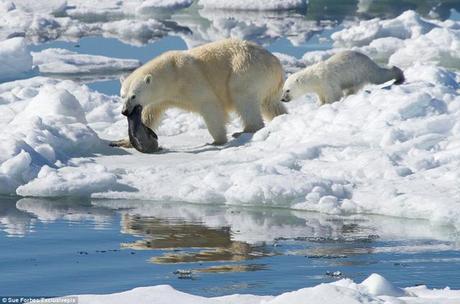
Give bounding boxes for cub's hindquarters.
[320,51,404,104]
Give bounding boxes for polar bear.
[281,51,404,104]
[111,38,286,147]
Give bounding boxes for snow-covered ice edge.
[0,10,460,231]
[50,273,460,304]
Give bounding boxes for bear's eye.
[286,90,290,93]
[131,95,136,100]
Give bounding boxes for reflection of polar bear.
[116,38,286,146]
[281,51,404,104]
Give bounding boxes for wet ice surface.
[1,197,460,297]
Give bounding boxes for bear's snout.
[281,91,291,102]
[121,103,132,116]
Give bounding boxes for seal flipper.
[128,105,159,153]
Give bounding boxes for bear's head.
[120,73,155,116]
[280,73,304,103]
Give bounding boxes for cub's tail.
[391,66,405,85]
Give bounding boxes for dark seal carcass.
[127,105,159,153]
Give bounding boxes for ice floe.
[54,273,460,304]
[188,9,326,47]
[0,80,111,194]
[0,11,460,233]
[1,0,330,47]
[32,48,140,76]
[0,0,186,45]
[197,0,307,11]
[0,37,36,82]
[332,10,437,48]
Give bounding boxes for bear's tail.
[391,66,405,85]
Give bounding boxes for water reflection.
[1,198,460,294]
[0,197,35,237]
[120,213,274,267]
[1,198,459,265]
[0,197,114,236]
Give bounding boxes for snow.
[52,274,460,304]
[389,28,460,69]
[0,2,459,239]
[0,37,36,82]
[331,10,436,47]
[136,0,194,14]
[84,61,460,230]
[0,77,118,195]
[16,163,118,197]
[198,0,307,11]
[0,0,329,47]
[0,5,459,302]
[189,9,324,47]
[360,273,406,297]
[32,48,141,75]
[0,0,179,45]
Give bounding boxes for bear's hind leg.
[233,93,264,138]
[343,86,359,97]
[200,104,228,145]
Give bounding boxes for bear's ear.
[120,75,126,85]
[144,74,152,84]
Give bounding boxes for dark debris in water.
[394,262,409,267]
[307,254,348,259]
[173,269,194,279]
[196,264,269,273]
[275,234,380,243]
[325,270,343,278]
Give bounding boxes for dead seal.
[127,105,159,153]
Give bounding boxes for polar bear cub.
[114,38,286,147]
[281,51,404,104]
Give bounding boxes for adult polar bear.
[281,51,405,104]
[114,38,286,147]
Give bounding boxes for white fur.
[282,51,404,104]
[121,38,286,145]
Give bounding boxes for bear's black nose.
[121,103,132,116]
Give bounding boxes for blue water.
[1,197,459,297]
